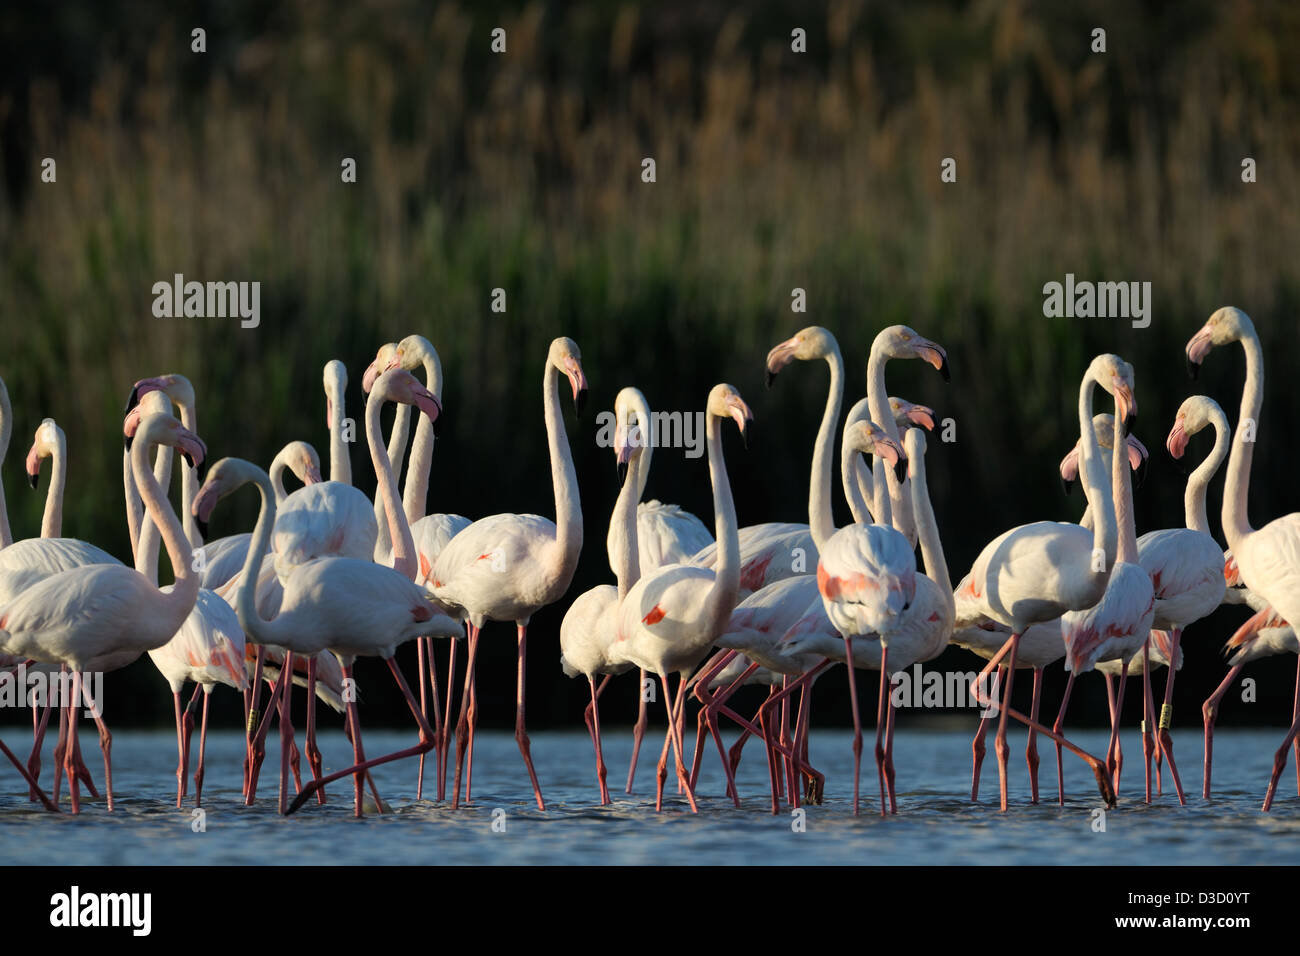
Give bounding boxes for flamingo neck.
[402,346,443,524]
[1078,373,1116,565]
[1222,330,1264,549]
[329,380,352,486]
[543,359,582,573]
[1187,408,1230,536]
[609,454,644,602]
[39,431,67,539]
[0,379,10,549]
[841,440,872,525]
[135,444,175,583]
[867,347,911,541]
[630,391,655,502]
[701,410,740,637]
[130,432,198,623]
[374,402,412,556]
[909,441,952,597]
[1112,413,1138,566]
[176,400,201,547]
[123,450,143,558]
[234,463,284,645]
[367,392,417,580]
[268,450,290,504]
[809,342,844,551]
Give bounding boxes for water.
[2,726,1297,865]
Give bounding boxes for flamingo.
[613,383,751,812]
[378,333,471,801]
[431,336,587,812]
[1186,306,1300,809]
[0,413,207,812]
[0,374,12,550]
[956,354,1137,811]
[1115,394,1232,805]
[559,387,647,804]
[810,422,954,815]
[198,368,454,816]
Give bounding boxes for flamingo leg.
[304,657,325,805]
[843,638,863,816]
[26,698,52,801]
[626,667,650,795]
[52,687,67,806]
[194,689,210,808]
[244,645,266,799]
[1261,702,1300,812]
[994,634,1020,813]
[69,678,98,800]
[451,623,480,809]
[426,638,442,798]
[589,675,610,805]
[244,664,288,806]
[64,671,82,814]
[416,637,429,800]
[1141,642,1155,804]
[1202,662,1243,798]
[1,734,58,812]
[288,657,437,815]
[278,651,295,815]
[970,710,992,802]
[1025,667,1042,804]
[782,676,796,805]
[172,691,186,808]
[884,671,898,814]
[514,624,545,811]
[79,679,113,812]
[1109,669,1129,792]
[439,635,458,802]
[691,661,751,807]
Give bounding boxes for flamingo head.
[323,360,348,431]
[281,440,322,485]
[362,343,398,394]
[122,390,174,451]
[708,383,753,448]
[613,386,650,486]
[549,337,589,418]
[124,373,195,419]
[889,396,936,431]
[24,418,62,489]
[764,326,836,388]
[371,368,443,432]
[130,413,207,473]
[1060,412,1148,493]
[192,456,251,534]
[874,326,950,382]
[1167,394,1224,463]
[1185,307,1253,380]
[843,419,907,485]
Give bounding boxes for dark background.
[1,1,1297,736]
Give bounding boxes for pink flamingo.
[614,383,751,812]
[0,413,207,813]
[431,337,588,812]
[956,354,1136,811]
[1186,306,1300,809]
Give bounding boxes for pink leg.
[194,690,210,807]
[994,635,1020,813]
[1108,670,1129,792]
[27,699,52,800]
[874,646,891,817]
[589,676,610,805]
[626,668,650,794]
[1261,705,1300,812]
[1141,643,1154,805]
[439,636,458,802]
[1025,667,1042,804]
[244,645,267,799]
[304,656,325,805]
[843,638,863,816]
[172,691,187,807]
[64,672,82,814]
[1,733,58,812]
[244,664,289,806]
[1053,670,1076,805]
[416,637,429,800]
[884,671,898,813]
[278,651,294,815]
[1202,663,1242,798]
[515,624,545,811]
[971,711,992,802]
[451,624,480,809]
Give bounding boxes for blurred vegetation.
[1,0,1299,732]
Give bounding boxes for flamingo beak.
[764,336,800,388]
[122,406,143,451]
[413,386,443,435]
[916,340,950,382]
[1058,445,1080,496]
[125,376,167,414]
[728,399,754,448]
[1166,417,1189,460]
[907,404,937,430]
[563,358,589,418]
[874,434,907,484]
[1113,378,1137,432]
[361,361,381,395]
[1127,434,1149,489]
[304,463,323,485]
[1185,325,1214,380]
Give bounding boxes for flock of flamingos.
[0,306,1298,821]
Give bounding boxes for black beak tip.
[431,411,443,437]
[894,458,907,484]
[1125,412,1137,434]
[26,472,38,490]
[196,517,209,540]
[124,435,133,452]
[939,358,951,383]
[616,461,629,487]
[123,384,141,414]
[575,388,588,419]
[1061,476,1075,496]
[741,422,750,449]
[1134,456,1149,490]
[1187,357,1200,381]
[182,452,195,469]
[764,369,777,390]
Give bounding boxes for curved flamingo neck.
[1222,330,1264,549]
[233,463,284,645]
[367,391,417,580]
[136,444,175,583]
[701,409,740,637]
[374,402,412,555]
[39,430,67,539]
[402,344,443,524]
[543,359,582,571]
[809,341,844,551]
[123,450,143,558]
[909,438,952,598]
[841,440,872,525]
[1078,372,1116,565]
[1112,413,1138,566]
[176,400,201,547]
[0,378,11,549]
[609,454,644,602]
[1187,408,1230,536]
[130,429,198,621]
[867,345,910,540]
[629,390,655,502]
